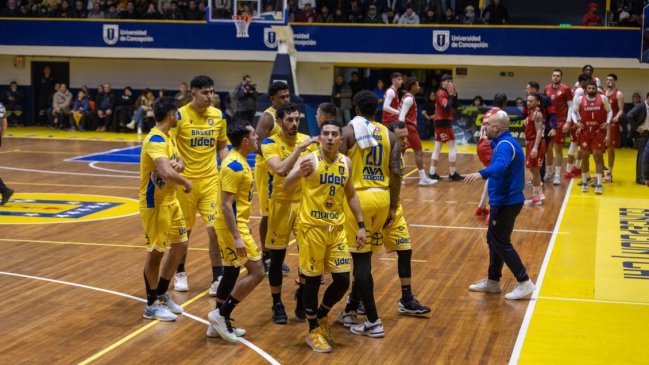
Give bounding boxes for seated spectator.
[141,3,161,18]
[461,4,480,24]
[365,4,383,23]
[95,84,115,132]
[348,0,364,22]
[472,95,485,107]
[1,0,20,16]
[317,5,334,22]
[397,0,416,15]
[2,82,24,127]
[439,7,457,23]
[72,0,88,17]
[365,0,386,14]
[184,0,203,19]
[382,7,398,23]
[581,2,600,26]
[333,7,347,22]
[127,88,155,134]
[398,6,419,23]
[212,0,232,18]
[87,1,105,18]
[297,2,316,22]
[51,84,73,129]
[120,1,139,18]
[114,86,135,132]
[53,0,75,17]
[164,1,184,19]
[482,0,508,24]
[175,82,192,107]
[421,8,438,23]
[105,5,119,18]
[70,90,90,131]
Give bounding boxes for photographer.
[235,75,258,123]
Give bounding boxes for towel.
[349,116,378,149]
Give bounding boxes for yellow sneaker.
[317,316,334,345]
[306,327,332,353]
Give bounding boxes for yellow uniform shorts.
[382,204,412,252]
[345,189,390,253]
[297,225,351,277]
[140,200,188,252]
[255,162,270,216]
[266,199,300,250]
[176,175,218,230]
[215,225,262,267]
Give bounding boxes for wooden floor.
[0,135,566,364]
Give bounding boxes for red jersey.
[382,86,400,124]
[525,107,543,142]
[434,89,453,121]
[605,88,620,117]
[400,93,417,125]
[579,94,607,127]
[544,83,573,125]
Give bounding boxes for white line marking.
[409,223,566,235]
[0,271,281,365]
[64,145,141,162]
[537,295,649,307]
[89,161,139,174]
[0,166,139,179]
[508,179,574,364]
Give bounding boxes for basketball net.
[232,14,253,38]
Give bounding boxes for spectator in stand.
[70,89,90,131]
[515,97,525,112]
[298,2,316,22]
[418,0,440,18]
[88,1,105,18]
[235,75,258,123]
[421,8,438,23]
[374,79,385,122]
[114,86,135,132]
[72,0,88,17]
[95,83,115,132]
[441,0,454,15]
[383,7,398,23]
[332,74,352,123]
[348,0,365,22]
[2,82,24,127]
[482,0,508,24]
[55,0,75,17]
[212,0,232,19]
[51,83,73,129]
[439,7,457,23]
[105,5,119,18]
[127,88,155,134]
[183,0,202,19]
[365,0,386,14]
[472,95,485,107]
[461,4,480,24]
[158,0,173,14]
[317,5,334,22]
[2,0,20,16]
[141,3,161,18]
[581,2,600,26]
[398,6,420,23]
[333,7,346,22]
[626,0,645,27]
[164,1,184,19]
[176,82,192,107]
[365,4,383,23]
[120,1,139,18]
[349,71,363,99]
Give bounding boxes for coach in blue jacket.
[465,111,535,300]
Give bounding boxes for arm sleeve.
[383,88,399,115]
[398,96,413,121]
[479,141,514,178]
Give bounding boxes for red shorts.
[434,126,455,142]
[608,122,621,148]
[477,139,492,166]
[406,123,422,150]
[578,126,607,152]
[525,139,546,169]
[551,123,566,145]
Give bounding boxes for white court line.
[64,145,141,162]
[537,295,649,308]
[89,161,139,174]
[0,166,139,179]
[508,179,574,365]
[408,223,566,235]
[0,271,281,365]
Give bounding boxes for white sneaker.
[337,310,358,328]
[126,120,136,129]
[208,277,221,297]
[418,177,438,186]
[594,184,603,195]
[543,173,554,182]
[137,127,143,135]
[468,278,502,293]
[143,301,177,321]
[552,175,561,186]
[207,308,238,342]
[158,293,183,314]
[505,280,535,300]
[174,272,189,292]
[581,183,589,193]
[350,318,385,338]
[207,323,246,337]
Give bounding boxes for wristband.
[358,221,365,229]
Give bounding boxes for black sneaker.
[1,188,14,206]
[397,297,431,316]
[449,172,465,181]
[429,173,442,180]
[272,302,288,324]
[294,289,306,322]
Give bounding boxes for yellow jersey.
[298,149,349,227]
[215,149,253,229]
[139,128,180,208]
[347,121,391,190]
[255,106,281,167]
[171,104,227,180]
[261,132,315,201]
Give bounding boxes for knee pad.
[303,275,322,313]
[396,249,412,278]
[268,249,286,287]
[432,141,442,160]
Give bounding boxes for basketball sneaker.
[604,173,612,183]
[337,310,358,328]
[159,293,184,314]
[504,280,535,300]
[474,207,489,216]
[294,288,306,322]
[524,198,542,206]
[207,323,246,338]
[581,183,589,193]
[429,173,442,180]
[272,302,288,324]
[594,184,603,195]
[468,278,501,293]
[306,327,332,353]
[449,172,465,181]
[1,188,13,206]
[143,301,177,321]
[397,297,431,316]
[552,175,561,186]
[317,316,335,345]
[418,177,438,186]
[350,319,385,338]
[208,277,221,297]
[174,272,188,292]
[207,308,238,342]
[543,172,554,182]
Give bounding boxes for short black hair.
[353,90,379,117]
[607,73,617,81]
[404,77,418,92]
[154,96,178,122]
[276,102,299,120]
[390,72,402,79]
[472,95,483,104]
[553,69,563,76]
[242,74,251,80]
[124,86,132,92]
[578,73,590,82]
[582,64,594,72]
[387,121,406,132]
[528,92,541,102]
[493,93,507,108]
[190,75,214,90]
[268,81,289,97]
[318,102,337,117]
[227,120,252,148]
[441,73,453,81]
[586,80,598,88]
[320,119,342,133]
[527,81,540,91]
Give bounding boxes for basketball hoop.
[232,14,253,38]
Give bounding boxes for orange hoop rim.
[232,14,253,21]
